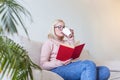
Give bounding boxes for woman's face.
[54,22,65,38]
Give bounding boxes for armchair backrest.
[19,37,43,66]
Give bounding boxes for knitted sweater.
[40,39,74,70]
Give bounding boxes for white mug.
[62,27,71,37]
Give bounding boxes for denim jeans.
[51,60,110,80]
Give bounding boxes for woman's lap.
[51,60,110,80]
[51,60,82,80]
[51,60,96,80]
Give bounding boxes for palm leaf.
[0,36,41,80]
[0,0,32,37]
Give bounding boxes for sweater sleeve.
[40,39,63,70]
[65,37,75,46]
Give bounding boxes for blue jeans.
[51,60,110,80]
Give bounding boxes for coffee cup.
[62,27,71,37]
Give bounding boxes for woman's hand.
[68,28,74,39]
[61,58,72,65]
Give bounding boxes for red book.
[56,43,85,61]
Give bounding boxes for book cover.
[56,43,85,61]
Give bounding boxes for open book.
[56,43,85,61]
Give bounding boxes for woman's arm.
[40,40,63,70]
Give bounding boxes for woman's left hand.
[61,58,72,65]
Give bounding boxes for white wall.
[18,0,120,60]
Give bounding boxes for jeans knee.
[97,66,110,80]
[103,66,110,76]
[83,60,96,67]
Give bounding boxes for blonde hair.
[48,19,65,39]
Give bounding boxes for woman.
[40,19,110,80]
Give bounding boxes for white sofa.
[6,36,120,80]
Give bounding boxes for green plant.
[0,36,41,80]
[0,0,32,36]
[0,0,41,80]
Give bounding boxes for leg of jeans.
[97,66,110,80]
[51,60,97,80]
[80,60,97,80]
[51,61,82,80]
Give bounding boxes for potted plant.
[0,0,41,80]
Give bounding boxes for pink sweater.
[40,39,74,70]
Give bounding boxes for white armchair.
[19,36,97,80]
[15,36,120,80]
[1,35,120,80]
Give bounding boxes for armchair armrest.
[41,70,64,80]
[31,69,42,80]
[31,69,64,80]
